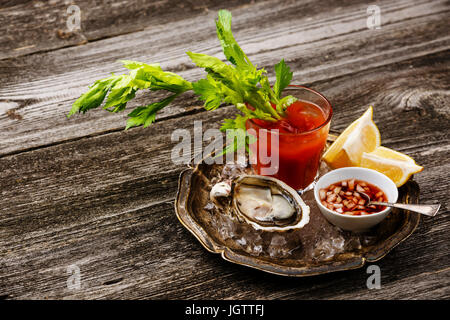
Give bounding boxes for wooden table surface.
[1,0,449,300]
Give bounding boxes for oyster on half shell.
[210,175,310,231]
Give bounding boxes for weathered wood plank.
[0,0,253,60]
[0,0,449,156]
[0,50,448,299]
[328,268,450,300]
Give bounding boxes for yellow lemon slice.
[323,106,381,168]
[361,146,423,187]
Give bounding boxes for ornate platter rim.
[174,166,420,278]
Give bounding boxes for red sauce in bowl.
[319,179,388,215]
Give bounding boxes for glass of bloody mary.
[246,85,332,191]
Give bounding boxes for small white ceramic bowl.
[314,167,398,232]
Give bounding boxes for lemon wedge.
[361,147,423,187]
[323,106,380,168]
[322,108,422,187]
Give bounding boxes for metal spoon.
[359,192,440,217]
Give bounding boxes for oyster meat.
[235,185,295,221]
[210,175,310,231]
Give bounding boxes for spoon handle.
[370,201,441,217]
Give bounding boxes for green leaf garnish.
[69,10,297,155]
[125,94,179,130]
[215,10,252,68]
[273,59,293,99]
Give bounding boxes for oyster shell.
[210,175,310,231]
[210,181,232,204]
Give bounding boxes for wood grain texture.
[0,0,449,156]
[0,0,253,60]
[1,46,449,299]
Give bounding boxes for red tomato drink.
[246,86,332,191]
